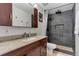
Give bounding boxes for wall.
[36,4,48,35]
[0,26,37,37]
[75,3,79,56]
[47,10,73,47]
[43,10,48,35]
[48,4,74,14]
[72,4,75,55]
[75,4,79,34]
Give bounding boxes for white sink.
[21,37,36,42]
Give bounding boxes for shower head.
[55,10,61,14]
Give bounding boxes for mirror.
[12,3,34,27]
[0,3,38,28]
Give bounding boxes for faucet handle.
[28,33,30,37]
[23,32,27,37]
[24,32,26,35]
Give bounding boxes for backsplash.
[0,26,38,42]
[0,26,37,37]
[0,34,23,42]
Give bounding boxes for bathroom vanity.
[0,3,47,56]
[0,36,47,56]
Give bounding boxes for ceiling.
[39,3,74,14]
[13,3,74,14]
[40,3,72,10]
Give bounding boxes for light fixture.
[29,3,37,8]
[42,3,48,6]
[55,10,61,14]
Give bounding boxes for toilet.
[47,43,56,55]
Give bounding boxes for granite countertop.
[0,35,47,55]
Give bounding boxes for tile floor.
[47,45,73,56]
[47,50,72,56]
[56,45,73,52]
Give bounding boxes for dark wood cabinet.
[2,37,47,56]
[27,47,41,56]
[40,39,47,56]
[0,3,12,26]
[26,40,41,56]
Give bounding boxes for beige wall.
[36,4,48,35]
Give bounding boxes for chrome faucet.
[23,32,31,38]
[23,32,27,38]
[28,33,31,37]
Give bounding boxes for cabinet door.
[40,39,47,56]
[27,47,41,56]
[0,3,12,26]
[41,44,47,56]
